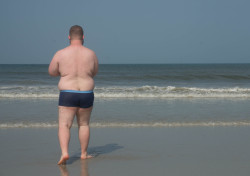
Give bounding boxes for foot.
[58,154,69,165]
[80,153,93,160]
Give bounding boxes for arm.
[93,52,99,77]
[48,51,60,77]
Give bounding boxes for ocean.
[1,64,250,128]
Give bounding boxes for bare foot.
[81,154,93,160]
[58,154,69,165]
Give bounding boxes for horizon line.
[1,62,250,65]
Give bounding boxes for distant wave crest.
[1,121,250,128]
[1,86,250,98]
[95,86,250,98]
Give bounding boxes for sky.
[0,0,250,64]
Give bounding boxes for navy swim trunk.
[59,90,94,108]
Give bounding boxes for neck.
[70,40,83,46]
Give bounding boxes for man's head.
[69,25,84,41]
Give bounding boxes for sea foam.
[1,86,250,98]
[1,121,250,128]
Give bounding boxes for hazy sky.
[0,0,250,64]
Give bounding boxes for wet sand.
[0,126,250,176]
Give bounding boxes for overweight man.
[48,25,98,165]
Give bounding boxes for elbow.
[48,72,55,77]
[49,72,60,77]
[93,64,99,77]
[48,69,59,77]
[93,69,98,77]
[48,69,53,76]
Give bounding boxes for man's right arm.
[48,51,60,77]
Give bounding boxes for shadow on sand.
[66,143,123,164]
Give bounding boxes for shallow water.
[1,98,250,128]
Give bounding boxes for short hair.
[69,25,84,40]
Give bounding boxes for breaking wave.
[94,86,250,98]
[1,86,250,98]
[1,121,250,128]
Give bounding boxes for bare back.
[50,45,98,91]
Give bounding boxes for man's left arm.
[93,52,99,77]
[48,51,60,77]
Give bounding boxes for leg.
[58,106,77,165]
[76,106,93,159]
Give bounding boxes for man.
[48,25,98,165]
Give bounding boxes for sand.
[1,126,250,176]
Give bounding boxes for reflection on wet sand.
[59,160,89,176]
[59,165,69,176]
[80,160,89,176]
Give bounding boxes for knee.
[77,118,90,127]
[59,122,72,129]
[78,122,89,128]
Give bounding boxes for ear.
[83,35,84,40]
[68,35,71,40]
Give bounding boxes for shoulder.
[56,47,69,55]
[83,46,96,56]
[53,49,63,57]
[53,47,69,60]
